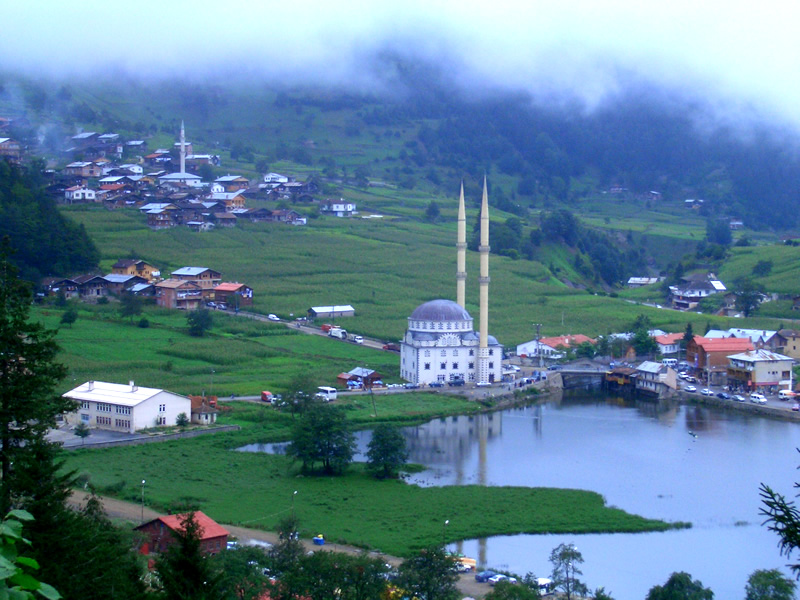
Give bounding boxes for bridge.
[553,369,607,390]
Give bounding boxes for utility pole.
[534,323,543,368]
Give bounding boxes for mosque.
[400,180,503,385]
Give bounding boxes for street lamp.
[442,519,449,547]
[292,490,297,520]
[140,479,146,523]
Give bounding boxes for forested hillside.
[0,161,98,281]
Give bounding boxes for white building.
[321,199,357,217]
[401,299,503,385]
[64,186,96,202]
[634,361,678,396]
[63,380,191,433]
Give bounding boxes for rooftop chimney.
[87,381,94,391]
[130,380,138,392]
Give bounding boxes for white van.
[662,358,677,367]
[750,393,767,404]
[779,390,796,401]
[315,386,338,402]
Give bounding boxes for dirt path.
[69,491,488,599]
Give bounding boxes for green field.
[65,400,684,557]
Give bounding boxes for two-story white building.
[63,380,191,433]
[634,361,678,397]
[321,199,357,217]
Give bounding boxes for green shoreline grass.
[65,399,688,557]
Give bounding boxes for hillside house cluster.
[41,260,253,311]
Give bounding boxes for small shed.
[308,305,355,319]
[135,511,228,555]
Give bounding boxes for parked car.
[701,388,713,396]
[733,394,746,402]
[352,335,364,344]
[428,381,445,388]
[383,343,401,352]
[717,392,731,400]
[793,403,800,412]
[475,571,497,583]
[488,574,518,586]
[267,314,280,321]
[684,385,697,393]
[476,381,492,387]
[403,382,419,389]
[448,379,465,387]
[750,393,767,404]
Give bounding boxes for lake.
[240,392,800,598]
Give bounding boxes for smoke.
[3,0,800,127]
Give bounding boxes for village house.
[73,274,109,300]
[64,186,97,203]
[63,380,191,432]
[211,212,238,228]
[146,207,178,229]
[64,161,103,179]
[516,334,595,360]
[337,367,383,389]
[686,336,754,386]
[654,332,683,356]
[208,191,246,211]
[103,274,147,295]
[627,276,659,288]
[669,273,726,310]
[263,172,290,185]
[214,282,253,307]
[135,512,228,555]
[155,279,203,309]
[189,396,219,425]
[269,209,307,225]
[726,350,795,393]
[0,137,22,162]
[775,329,800,360]
[634,361,678,397]
[171,267,222,295]
[214,175,249,192]
[321,198,357,217]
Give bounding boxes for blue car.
[475,570,497,583]
[429,381,445,388]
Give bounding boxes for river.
[241,392,800,598]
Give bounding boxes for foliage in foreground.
[0,509,61,600]
[645,572,713,600]
[745,569,796,600]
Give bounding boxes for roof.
[214,282,249,292]
[103,274,140,283]
[172,267,216,277]
[63,380,185,408]
[540,334,596,348]
[215,175,248,182]
[655,333,683,345]
[727,328,777,343]
[637,361,666,374]
[309,305,355,313]
[348,367,377,378]
[409,299,471,321]
[728,350,794,363]
[156,278,201,289]
[158,172,202,180]
[692,336,754,352]
[136,511,228,539]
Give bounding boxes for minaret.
[477,177,491,383]
[179,120,186,174]
[456,182,467,309]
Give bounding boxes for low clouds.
[3,0,799,127]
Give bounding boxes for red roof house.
[135,511,228,555]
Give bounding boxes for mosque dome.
[410,299,472,322]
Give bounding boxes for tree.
[745,569,796,600]
[187,308,213,337]
[72,422,90,445]
[59,308,77,328]
[735,277,764,317]
[0,509,61,600]
[549,543,588,600]
[367,424,408,479]
[266,516,305,600]
[593,587,616,600]
[119,293,144,323]
[396,546,459,600]
[287,404,355,474]
[211,546,270,600]
[0,246,72,513]
[176,412,189,428]
[645,572,713,600]
[682,322,694,349]
[425,201,440,223]
[760,480,800,577]
[155,512,222,600]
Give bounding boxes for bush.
[138,318,150,328]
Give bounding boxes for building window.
[424,363,431,370]
[489,362,494,369]
[446,322,451,329]
[469,362,474,369]
[440,363,446,370]
[424,350,431,357]
[441,350,446,357]
[452,350,458,356]
[80,414,89,423]
[469,349,474,356]
[159,404,166,412]
[81,401,89,410]
[489,349,494,356]
[438,323,443,330]
[452,363,459,370]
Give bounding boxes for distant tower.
[456,182,467,309]
[477,177,491,383]
[179,120,186,174]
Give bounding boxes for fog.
[3,1,799,126]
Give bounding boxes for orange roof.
[540,334,596,348]
[151,511,229,540]
[655,333,683,345]
[214,282,247,292]
[693,336,754,352]
[100,184,125,191]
